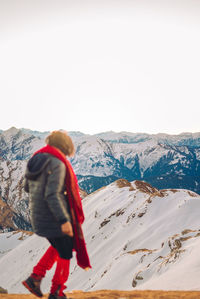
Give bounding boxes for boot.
[48,286,67,299]
[22,275,43,297]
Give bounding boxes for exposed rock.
[132,279,137,287]
[79,189,88,199]
[0,286,8,293]
[134,180,158,195]
[126,212,135,223]
[187,191,199,197]
[0,197,31,232]
[116,179,135,191]
[181,229,195,235]
[135,274,144,280]
[0,198,17,230]
[138,212,146,218]
[127,248,156,255]
[99,219,110,228]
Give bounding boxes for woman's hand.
[61,221,74,237]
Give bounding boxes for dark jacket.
[24,153,71,238]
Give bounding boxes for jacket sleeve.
[44,161,70,224]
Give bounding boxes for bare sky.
[0,0,200,134]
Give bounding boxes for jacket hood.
[25,153,50,180]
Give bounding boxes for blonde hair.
[45,131,75,157]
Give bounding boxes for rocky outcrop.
[0,286,8,293]
[0,197,31,232]
[0,198,17,230]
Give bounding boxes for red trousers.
[32,245,70,295]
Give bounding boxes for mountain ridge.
[0,127,200,231]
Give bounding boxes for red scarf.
[34,145,91,270]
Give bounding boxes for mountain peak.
[115,179,135,190]
[3,127,19,136]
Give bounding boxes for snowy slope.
[0,180,200,293]
[0,230,32,259]
[68,181,200,291]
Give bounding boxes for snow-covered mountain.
[0,180,200,293]
[0,230,32,259]
[0,127,200,231]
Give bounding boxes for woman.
[22,131,91,299]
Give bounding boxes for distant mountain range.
[0,180,200,292]
[0,127,200,231]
